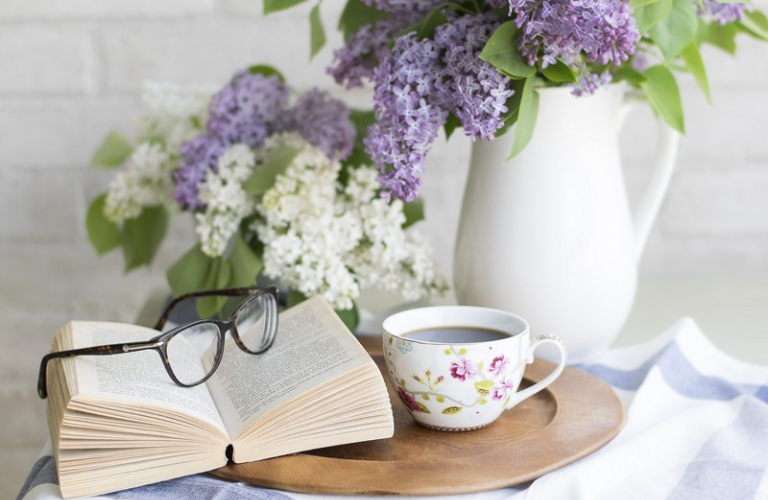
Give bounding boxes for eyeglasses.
[37,286,279,399]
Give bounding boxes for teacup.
[382,306,567,431]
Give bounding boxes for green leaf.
[247,64,286,82]
[705,21,738,53]
[338,0,388,40]
[474,380,495,396]
[479,21,535,79]
[680,42,711,104]
[121,206,168,272]
[196,258,232,318]
[91,131,133,168]
[640,65,685,133]
[263,0,310,14]
[508,76,539,159]
[458,348,468,355]
[416,9,446,39]
[443,113,461,139]
[417,402,431,413]
[630,0,662,7]
[496,79,525,135]
[348,108,375,158]
[540,60,577,83]
[444,349,451,355]
[442,406,462,415]
[228,235,263,287]
[421,394,430,401]
[167,246,231,318]
[479,398,487,405]
[341,148,372,169]
[244,143,300,195]
[634,0,674,34]
[648,0,698,59]
[309,3,326,59]
[738,11,768,40]
[436,395,445,403]
[287,289,309,308]
[350,108,375,135]
[399,9,447,40]
[613,66,648,86]
[402,198,424,228]
[695,17,708,44]
[167,244,215,297]
[86,194,121,255]
[335,301,360,332]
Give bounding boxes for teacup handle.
[505,334,567,410]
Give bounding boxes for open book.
[45,296,394,498]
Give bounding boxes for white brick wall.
[0,27,94,94]
[0,0,767,496]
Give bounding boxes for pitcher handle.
[620,94,679,261]
[505,335,567,410]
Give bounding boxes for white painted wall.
[1,0,766,496]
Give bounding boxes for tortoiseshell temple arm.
[37,340,164,399]
[152,286,277,331]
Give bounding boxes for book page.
[205,296,371,438]
[71,322,227,433]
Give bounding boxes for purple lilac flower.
[280,89,356,161]
[362,0,444,14]
[329,21,399,89]
[699,0,750,25]
[174,70,355,209]
[434,13,513,141]
[207,71,289,148]
[572,69,614,96]
[328,0,447,88]
[365,34,448,202]
[510,0,639,91]
[174,135,228,209]
[364,14,513,201]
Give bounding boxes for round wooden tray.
[210,337,624,495]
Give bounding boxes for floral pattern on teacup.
[386,341,518,417]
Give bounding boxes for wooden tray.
[210,337,624,495]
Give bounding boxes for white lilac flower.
[195,144,258,257]
[254,133,445,310]
[134,82,215,154]
[104,142,174,224]
[103,82,214,224]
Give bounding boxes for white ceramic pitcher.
[453,83,678,363]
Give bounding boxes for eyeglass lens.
[235,293,272,352]
[165,292,274,385]
[166,322,221,386]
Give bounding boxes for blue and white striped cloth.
[17,318,768,500]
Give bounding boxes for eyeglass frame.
[37,286,279,399]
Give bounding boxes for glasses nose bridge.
[215,318,235,337]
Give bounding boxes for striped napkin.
[17,318,768,500]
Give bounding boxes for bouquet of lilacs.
[270,0,768,202]
[87,66,445,325]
